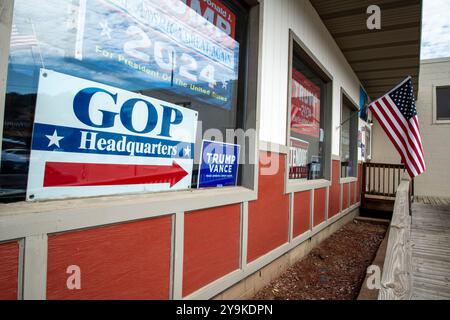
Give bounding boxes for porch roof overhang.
[310,0,423,100]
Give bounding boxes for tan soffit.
[310,0,422,100]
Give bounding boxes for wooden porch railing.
[362,162,409,198]
[378,174,413,300]
[361,162,414,213]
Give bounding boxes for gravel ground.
[253,220,387,300]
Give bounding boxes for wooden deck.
[411,197,450,300]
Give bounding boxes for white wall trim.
[0,187,257,242]
[172,212,184,300]
[23,234,47,300]
[331,154,341,161]
[288,193,294,242]
[240,202,249,270]
[286,179,331,194]
[432,82,450,124]
[311,220,327,238]
[340,177,357,184]
[291,230,313,248]
[17,238,25,300]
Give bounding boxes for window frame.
[0,0,14,168]
[339,88,359,180]
[359,121,372,162]
[0,0,261,205]
[433,83,450,124]
[285,30,333,193]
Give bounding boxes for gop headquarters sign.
[26,69,198,201]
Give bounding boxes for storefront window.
[340,97,358,178]
[0,0,249,202]
[289,50,331,181]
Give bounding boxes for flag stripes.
[368,77,425,178]
[370,102,417,177]
[10,24,39,49]
[381,96,425,171]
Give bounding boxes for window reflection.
[340,100,358,178]
[289,55,327,181]
[1,0,245,202]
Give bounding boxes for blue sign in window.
[198,140,240,188]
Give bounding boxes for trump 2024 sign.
[26,69,198,201]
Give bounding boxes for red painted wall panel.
[183,204,240,297]
[0,241,19,300]
[342,183,349,210]
[293,191,310,237]
[351,181,357,205]
[47,216,172,300]
[357,163,362,203]
[329,160,340,218]
[314,188,326,226]
[248,152,289,263]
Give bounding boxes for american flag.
[368,77,426,178]
[10,24,39,49]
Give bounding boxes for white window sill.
[0,186,257,241]
[433,119,450,124]
[285,179,331,193]
[339,177,357,184]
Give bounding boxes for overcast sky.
[421,0,450,60]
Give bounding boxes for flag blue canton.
[388,78,417,120]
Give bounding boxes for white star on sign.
[46,130,63,148]
[99,20,112,40]
[222,81,228,89]
[184,146,191,158]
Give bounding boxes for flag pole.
[335,106,366,129]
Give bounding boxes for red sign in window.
[290,68,321,138]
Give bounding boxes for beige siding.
[371,116,401,165]
[258,0,362,155]
[371,58,450,197]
